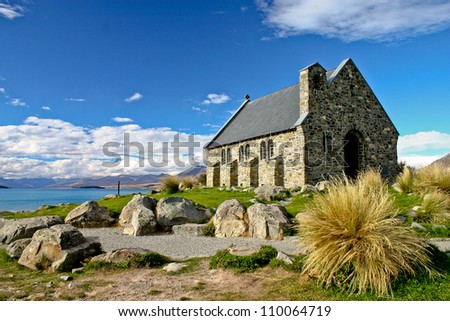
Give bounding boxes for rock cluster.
[0,216,64,244]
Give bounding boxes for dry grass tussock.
[417,191,450,224]
[161,176,180,194]
[393,167,415,193]
[414,163,450,195]
[298,170,436,296]
[180,176,197,189]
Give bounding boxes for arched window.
[260,141,267,160]
[226,148,231,163]
[268,140,274,158]
[239,146,244,162]
[244,144,250,161]
[221,149,226,164]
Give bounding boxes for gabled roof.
[205,58,364,149]
[205,83,302,148]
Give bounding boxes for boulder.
[6,238,32,259]
[172,223,208,236]
[0,216,64,244]
[411,222,427,232]
[315,180,331,192]
[300,184,318,194]
[65,201,114,228]
[123,207,157,236]
[276,251,293,265]
[91,248,148,263]
[0,218,6,229]
[156,197,211,227]
[18,224,102,272]
[103,194,117,200]
[247,204,290,240]
[120,195,157,226]
[213,199,248,238]
[254,185,289,201]
[163,262,187,272]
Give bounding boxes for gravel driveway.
[81,227,302,259]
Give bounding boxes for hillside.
[429,153,450,168]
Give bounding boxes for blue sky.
[0,0,449,178]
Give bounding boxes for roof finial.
[245,94,250,101]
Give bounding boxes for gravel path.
[81,227,302,260]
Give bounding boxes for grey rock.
[123,207,157,236]
[46,281,53,288]
[228,244,261,256]
[300,184,318,194]
[91,248,149,263]
[411,222,427,232]
[0,218,6,229]
[6,238,32,259]
[315,180,331,192]
[0,216,64,244]
[254,185,289,201]
[156,197,211,227]
[172,223,209,236]
[406,210,417,217]
[18,224,102,272]
[65,201,114,228]
[412,206,422,212]
[119,194,157,227]
[163,262,187,272]
[68,282,79,289]
[213,199,248,238]
[60,275,73,281]
[72,267,84,273]
[395,215,407,225]
[276,251,293,265]
[247,204,290,240]
[103,194,118,200]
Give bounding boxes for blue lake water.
[0,188,149,212]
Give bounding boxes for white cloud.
[202,93,231,105]
[0,76,5,81]
[398,154,447,169]
[0,87,5,94]
[9,98,27,107]
[112,117,134,123]
[0,3,25,20]
[398,131,450,168]
[42,106,51,111]
[66,98,86,102]
[398,131,450,154]
[0,117,213,179]
[256,0,450,42]
[124,92,143,103]
[192,106,208,113]
[202,123,220,128]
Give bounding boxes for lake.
[0,188,149,212]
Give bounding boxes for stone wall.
[206,130,305,188]
[206,59,398,187]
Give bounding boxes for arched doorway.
[344,131,361,179]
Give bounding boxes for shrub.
[180,176,197,189]
[393,167,415,193]
[198,173,207,186]
[415,192,450,224]
[161,176,180,194]
[297,171,436,296]
[130,252,170,268]
[202,221,216,237]
[209,245,278,273]
[414,163,450,195]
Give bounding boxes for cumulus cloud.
[124,92,143,103]
[256,0,450,42]
[202,93,231,105]
[9,98,27,107]
[0,3,25,20]
[0,117,213,179]
[42,106,51,111]
[398,131,450,168]
[65,98,86,102]
[112,117,134,123]
[0,87,6,94]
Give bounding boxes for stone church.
[205,58,398,188]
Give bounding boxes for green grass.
[0,203,78,220]
[209,245,278,273]
[98,194,136,218]
[388,188,422,215]
[284,193,315,217]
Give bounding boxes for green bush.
[129,252,170,268]
[202,221,216,237]
[209,245,278,273]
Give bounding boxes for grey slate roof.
[205,83,301,148]
[205,59,350,149]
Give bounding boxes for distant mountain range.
[429,153,450,169]
[0,165,206,188]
